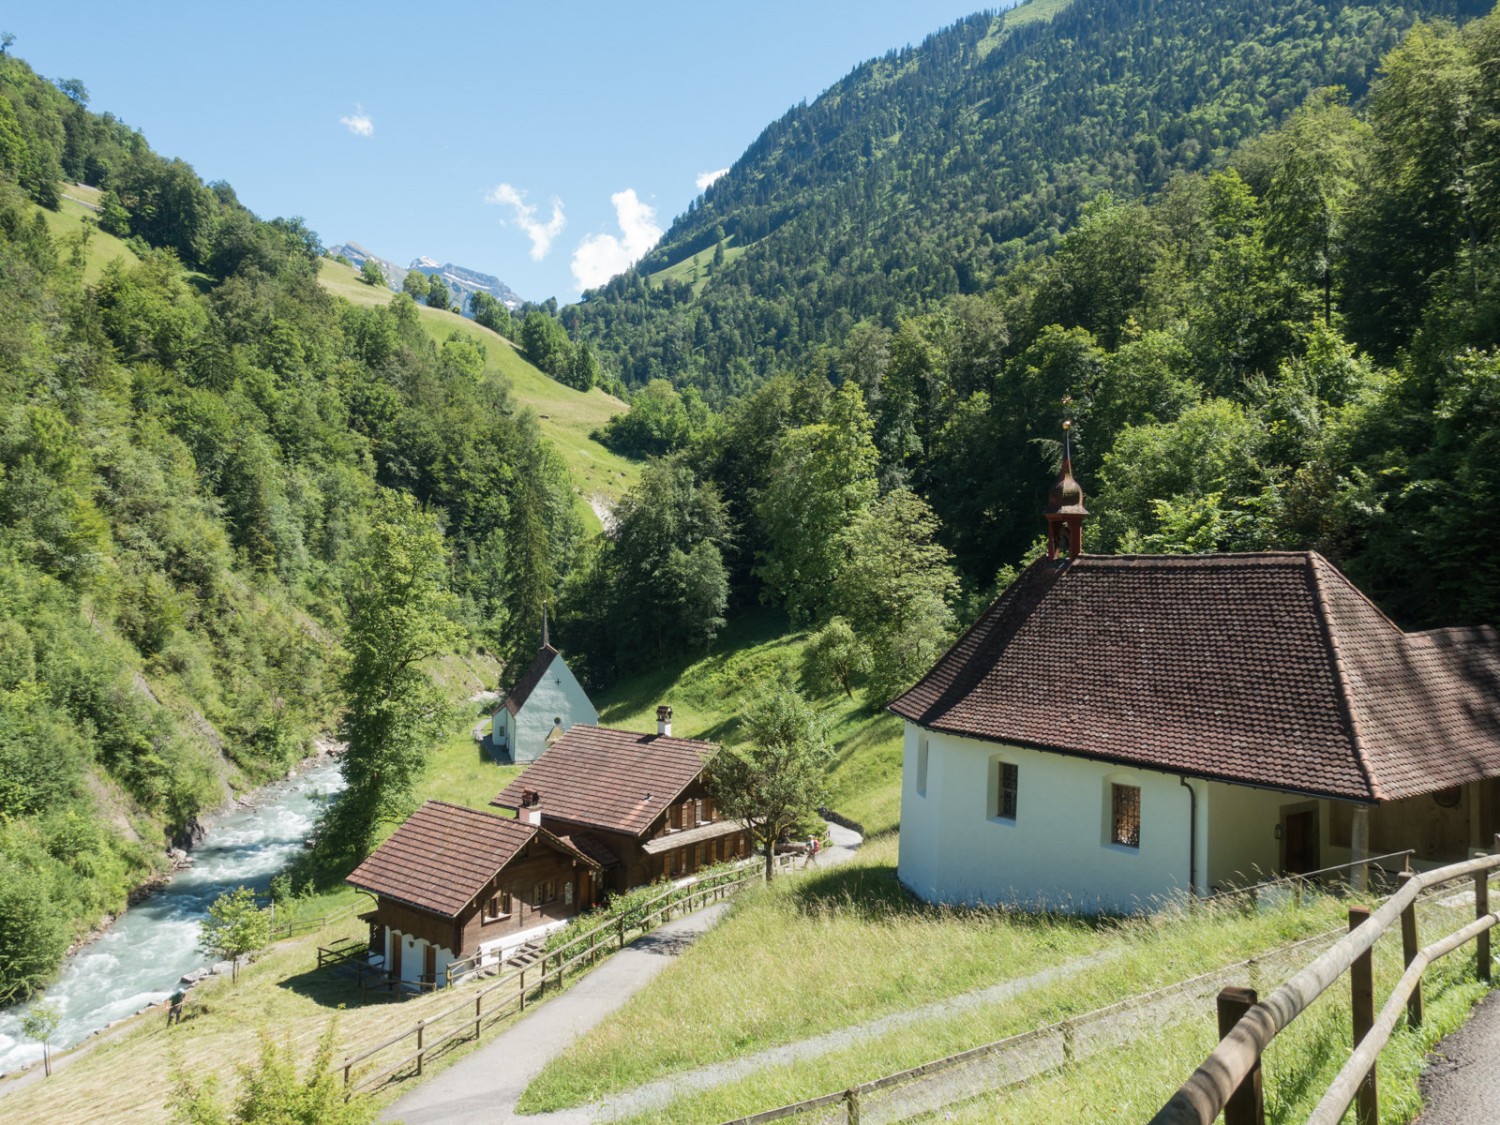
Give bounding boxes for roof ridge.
[1306,553,1380,802]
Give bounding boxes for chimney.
[656,705,673,738]
[521,788,542,825]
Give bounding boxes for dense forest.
[563,0,1489,398]
[0,53,578,1001]
[558,6,1500,699]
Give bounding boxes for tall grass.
[517,836,1353,1113]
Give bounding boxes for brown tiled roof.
[502,645,559,715]
[558,832,620,869]
[346,801,598,917]
[491,725,717,836]
[889,552,1500,803]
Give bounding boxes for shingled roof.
[347,801,597,917]
[502,644,560,716]
[491,725,717,836]
[889,552,1500,804]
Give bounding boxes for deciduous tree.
[199,887,269,983]
[710,684,831,882]
[320,492,463,863]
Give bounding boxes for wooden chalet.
[347,800,603,987]
[491,707,751,891]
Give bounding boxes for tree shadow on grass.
[275,962,397,1010]
[785,860,1116,937]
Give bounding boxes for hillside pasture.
[318,258,639,522]
[517,836,1364,1115]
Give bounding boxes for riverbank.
[0,755,347,1075]
[0,715,525,1119]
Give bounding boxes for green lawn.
[317,258,640,526]
[593,609,904,837]
[518,836,1370,1116]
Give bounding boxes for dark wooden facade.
[364,837,598,976]
[538,781,750,893]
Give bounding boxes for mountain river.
[0,757,345,1075]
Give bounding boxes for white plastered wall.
[897,725,1203,913]
[513,656,598,763]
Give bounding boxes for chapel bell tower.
[1044,420,1088,560]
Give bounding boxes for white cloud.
[571,189,663,291]
[339,105,374,137]
[485,182,566,261]
[696,167,729,191]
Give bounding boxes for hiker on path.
[166,989,185,1026]
[804,835,821,867]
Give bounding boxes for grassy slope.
[318,259,639,526]
[518,842,1373,1115]
[590,609,905,837]
[643,235,749,296]
[38,184,141,281]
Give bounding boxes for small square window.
[996,762,1018,820]
[1111,784,1141,848]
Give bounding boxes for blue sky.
[6,2,997,304]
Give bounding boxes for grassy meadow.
[591,609,905,837]
[644,235,749,296]
[518,836,1369,1116]
[31,183,142,282]
[316,258,640,525]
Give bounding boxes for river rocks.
[170,817,206,851]
[178,968,211,986]
[166,848,193,869]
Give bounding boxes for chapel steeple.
[1044,420,1088,560]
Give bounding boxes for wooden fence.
[709,850,1494,1125]
[338,865,764,1095]
[1151,835,1500,1125]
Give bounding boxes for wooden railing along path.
[709,846,1494,1125]
[338,866,764,1096]
[1152,835,1500,1125]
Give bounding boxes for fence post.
[416,1020,425,1077]
[618,917,625,950]
[1349,905,1377,1125]
[1478,857,1492,984]
[845,1085,862,1125]
[520,968,526,1011]
[1398,870,1423,1028]
[475,993,482,1040]
[1216,986,1264,1125]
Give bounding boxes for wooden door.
[1283,809,1319,875]
[390,934,402,980]
[423,943,437,985]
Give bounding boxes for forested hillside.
[557,7,1500,699]
[0,54,582,1001]
[565,0,1489,396]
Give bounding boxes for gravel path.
[382,822,862,1124]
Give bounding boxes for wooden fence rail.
[1151,836,1500,1125]
[711,862,1493,1125]
[340,865,763,1095]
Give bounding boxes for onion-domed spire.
[1044,420,1088,560]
